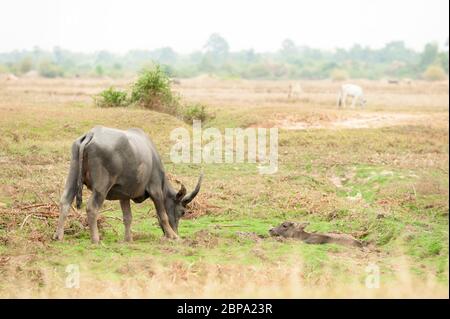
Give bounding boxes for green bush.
[93,64,213,124]
[182,103,212,123]
[423,65,447,81]
[95,87,129,108]
[130,65,180,114]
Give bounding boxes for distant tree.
[379,41,416,63]
[348,44,365,60]
[18,56,33,74]
[334,48,349,62]
[245,49,258,63]
[438,52,449,74]
[125,50,152,64]
[0,39,448,80]
[152,47,178,65]
[280,39,298,62]
[204,33,229,62]
[53,46,64,65]
[32,46,44,62]
[199,54,215,73]
[234,49,258,63]
[245,63,270,79]
[300,46,324,60]
[420,43,439,69]
[95,50,113,65]
[38,59,63,78]
[160,64,175,77]
[440,37,449,73]
[95,65,104,76]
[188,51,204,64]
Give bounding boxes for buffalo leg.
[54,145,80,241]
[351,96,356,108]
[150,193,178,239]
[155,199,178,239]
[54,191,73,241]
[86,191,105,244]
[120,199,133,242]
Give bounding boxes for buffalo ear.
[176,184,187,201]
[298,222,310,230]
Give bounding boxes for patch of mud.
[278,113,426,130]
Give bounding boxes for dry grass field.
[0,76,448,298]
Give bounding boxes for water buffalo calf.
[269,221,362,248]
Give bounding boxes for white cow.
[288,82,303,99]
[337,84,366,108]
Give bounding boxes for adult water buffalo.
[54,126,203,243]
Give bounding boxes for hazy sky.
[0,0,448,53]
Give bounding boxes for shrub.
[38,60,64,78]
[95,87,129,108]
[182,103,212,123]
[93,64,214,124]
[130,65,180,115]
[423,65,447,81]
[330,69,349,81]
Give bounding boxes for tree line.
[0,34,448,81]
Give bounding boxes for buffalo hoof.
[52,232,64,241]
[164,234,179,240]
[90,237,100,244]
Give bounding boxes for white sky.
[0,0,448,53]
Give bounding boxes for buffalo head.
[165,173,203,234]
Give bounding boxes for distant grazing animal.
[269,221,362,248]
[288,82,303,99]
[54,126,203,243]
[337,84,366,108]
[388,79,400,85]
